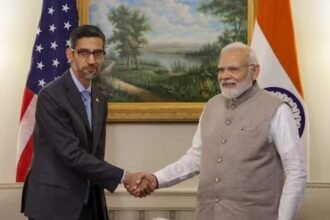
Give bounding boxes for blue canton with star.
[26,0,78,94]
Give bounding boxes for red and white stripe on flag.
[251,0,309,164]
[16,0,78,182]
[16,89,37,182]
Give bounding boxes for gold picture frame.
[77,0,256,122]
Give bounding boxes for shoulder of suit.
[38,71,69,96]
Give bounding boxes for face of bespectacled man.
[66,37,105,88]
[217,48,259,99]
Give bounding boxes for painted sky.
[90,0,225,48]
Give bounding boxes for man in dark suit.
[21,25,139,220]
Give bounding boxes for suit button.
[217,158,223,163]
[215,197,221,203]
[215,177,220,183]
[221,138,227,144]
[225,119,231,125]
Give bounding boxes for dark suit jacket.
[21,71,124,220]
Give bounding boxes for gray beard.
[220,75,253,99]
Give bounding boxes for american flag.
[16,0,78,182]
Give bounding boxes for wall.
[1,183,330,220]
[1,0,330,185]
[0,0,42,181]
[292,0,330,181]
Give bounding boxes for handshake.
[123,172,158,198]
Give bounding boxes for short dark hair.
[69,24,105,49]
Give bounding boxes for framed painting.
[77,0,256,122]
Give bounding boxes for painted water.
[140,51,201,69]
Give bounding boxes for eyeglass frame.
[70,48,106,59]
[217,64,256,75]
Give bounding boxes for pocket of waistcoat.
[238,122,270,146]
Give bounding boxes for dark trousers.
[79,186,106,220]
[28,187,106,220]
[79,195,96,220]
[27,200,97,220]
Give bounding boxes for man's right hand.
[124,172,158,197]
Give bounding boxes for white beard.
[220,73,253,99]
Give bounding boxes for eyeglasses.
[71,48,105,59]
[217,64,255,75]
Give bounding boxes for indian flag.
[251,0,309,168]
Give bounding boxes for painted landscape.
[90,0,248,102]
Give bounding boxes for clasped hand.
[123,172,158,197]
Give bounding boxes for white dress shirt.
[154,103,307,220]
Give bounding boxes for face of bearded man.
[66,37,105,88]
[217,48,259,99]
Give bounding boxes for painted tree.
[108,6,132,69]
[199,0,247,47]
[129,10,151,69]
[108,5,151,69]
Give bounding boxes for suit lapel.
[63,72,90,131]
[91,88,104,155]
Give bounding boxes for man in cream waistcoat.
[127,42,307,220]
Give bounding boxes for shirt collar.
[69,69,91,93]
